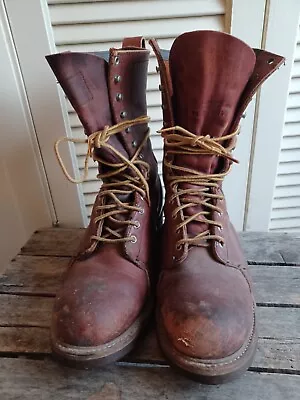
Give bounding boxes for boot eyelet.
[130,235,137,243]
[134,221,140,229]
[125,127,131,133]
[114,56,120,65]
[116,93,122,101]
[217,225,223,232]
[120,111,127,119]
[176,244,182,251]
[268,58,274,65]
[132,140,138,147]
[216,211,223,217]
[139,209,144,215]
[217,241,224,248]
[138,153,144,159]
[114,75,121,83]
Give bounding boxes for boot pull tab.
[122,36,146,49]
[149,38,174,128]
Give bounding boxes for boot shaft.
[46,38,162,262]
[151,30,284,175]
[46,38,156,171]
[150,30,284,260]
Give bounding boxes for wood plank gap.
[249,366,300,375]
[0,291,55,298]
[0,324,49,329]
[17,254,72,259]
[257,303,300,308]
[0,352,49,361]
[119,359,168,368]
[248,261,300,266]
[118,361,169,368]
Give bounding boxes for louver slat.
[270,24,300,232]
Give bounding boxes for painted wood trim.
[224,0,266,230]
[245,0,300,231]
[4,0,87,227]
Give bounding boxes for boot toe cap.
[159,270,254,360]
[52,263,148,347]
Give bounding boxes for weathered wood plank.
[0,295,53,328]
[0,255,68,296]
[240,231,300,265]
[257,306,300,338]
[255,338,300,371]
[20,228,84,257]
[1,256,299,306]
[20,228,300,264]
[0,358,299,400]
[252,265,300,305]
[0,305,299,372]
[0,327,50,353]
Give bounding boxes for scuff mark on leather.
[177,337,190,347]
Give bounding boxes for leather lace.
[159,125,240,247]
[55,116,151,243]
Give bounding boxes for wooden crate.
[0,228,300,399]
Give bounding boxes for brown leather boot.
[150,31,284,383]
[46,37,162,367]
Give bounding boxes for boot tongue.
[169,30,256,174]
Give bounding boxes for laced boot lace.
[159,125,240,248]
[55,116,151,244]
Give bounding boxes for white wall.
[0,2,52,270]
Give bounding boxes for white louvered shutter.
[269,22,300,232]
[47,0,226,220]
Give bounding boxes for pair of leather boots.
[47,30,284,384]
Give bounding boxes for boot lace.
[55,116,151,243]
[159,125,240,248]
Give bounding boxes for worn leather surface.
[46,37,162,347]
[53,248,148,346]
[152,30,284,360]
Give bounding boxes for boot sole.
[156,308,258,384]
[51,298,153,369]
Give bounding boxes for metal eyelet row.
[113,55,137,148]
[113,56,126,120]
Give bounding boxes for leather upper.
[53,248,148,346]
[47,37,162,347]
[151,30,284,360]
